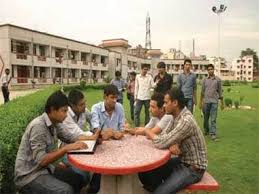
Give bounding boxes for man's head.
[157,62,166,74]
[141,64,149,76]
[207,64,215,77]
[183,59,192,72]
[164,87,185,115]
[45,91,69,123]
[5,68,10,75]
[149,93,165,118]
[104,84,119,110]
[129,71,136,80]
[115,71,121,79]
[68,89,86,115]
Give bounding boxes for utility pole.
[145,12,151,50]
[212,3,227,77]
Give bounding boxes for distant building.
[0,24,211,88]
[232,56,254,82]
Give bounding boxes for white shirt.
[61,107,92,136]
[1,73,11,87]
[134,73,155,100]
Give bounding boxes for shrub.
[223,80,231,86]
[227,88,231,92]
[0,86,59,194]
[79,80,86,89]
[234,101,240,109]
[224,98,233,107]
[252,83,259,88]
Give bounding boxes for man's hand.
[169,144,181,155]
[144,128,156,140]
[220,101,224,110]
[135,127,146,136]
[63,141,88,152]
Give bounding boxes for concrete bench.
[180,171,220,193]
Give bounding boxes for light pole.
[212,3,227,77]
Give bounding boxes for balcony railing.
[55,57,63,64]
[38,56,46,61]
[16,53,27,60]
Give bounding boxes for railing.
[71,60,77,64]
[38,56,46,61]
[16,53,27,60]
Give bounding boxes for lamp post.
[212,3,227,77]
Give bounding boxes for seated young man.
[139,87,207,194]
[14,91,100,194]
[88,84,126,194]
[60,89,97,189]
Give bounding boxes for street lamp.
[212,3,227,77]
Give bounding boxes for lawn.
[83,84,259,194]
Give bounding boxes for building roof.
[0,23,108,51]
[100,39,131,48]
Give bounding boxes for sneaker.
[210,134,219,141]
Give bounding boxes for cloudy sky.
[1,0,258,62]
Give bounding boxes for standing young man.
[200,64,224,141]
[134,64,155,127]
[154,62,172,94]
[110,71,126,104]
[139,87,207,194]
[14,91,99,194]
[127,71,136,121]
[177,59,197,113]
[1,68,12,103]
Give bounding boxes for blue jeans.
[139,157,204,194]
[203,103,218,135]
[63,154,90,184]
[134,99,150,127]
[19,167,85,194]
[185,98,194,113]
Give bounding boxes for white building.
[232,56,254,82]
[0,24,211,88]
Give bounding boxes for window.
[248,71,251,75]
[39,45,45,57]
[101,56,106,64]
[33,44,37,55]
[248,59,252,63]
[248,66,252,68]
[237,66,240,68]
[237,72,239,75]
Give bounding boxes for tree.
[241,48,259,69]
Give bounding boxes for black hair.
[104,84,119,96]
[130,71,136,76]
[45,91,69,113]
[166,87,185,109]
[115,71,121,77]
[184,59,192,65]
[207,64,214,69]
[141,63,149,69]
[68,89,84,106]
[151,92,165,108]
[157,62,166,69]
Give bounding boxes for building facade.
[231,56,254,82]
[0,24,211,88]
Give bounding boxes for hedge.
[0,86,60,194]
[0,83,107,193]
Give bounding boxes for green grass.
[83,85,259,193]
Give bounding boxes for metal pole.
[218,13,221,77]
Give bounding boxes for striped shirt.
[153,107,207,169]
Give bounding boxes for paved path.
[0,89,41,105]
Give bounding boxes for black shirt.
[154,73,173,94]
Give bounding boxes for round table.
[68,135,171,194]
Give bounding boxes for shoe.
[210,134,219,141]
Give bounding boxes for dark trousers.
[87,173,101,194]
[129,95,135,121]
[139,157,204,194]
[20,167,86,194]
[134,99,150,127]
[1,86,10,103]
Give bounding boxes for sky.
[1,0,259,62]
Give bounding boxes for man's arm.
[199,79,205,109]
[40,142,87,167]
[152,116,193,149]
[90,104,101,131]
[118,105,125,130]
[177,74,181,89]
[134,75,139,100]
[217,79,224,110]
[193,75,197,105]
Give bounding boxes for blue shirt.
[91,102,125,131]
[110,79,126,100]
[177,72,197,99]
